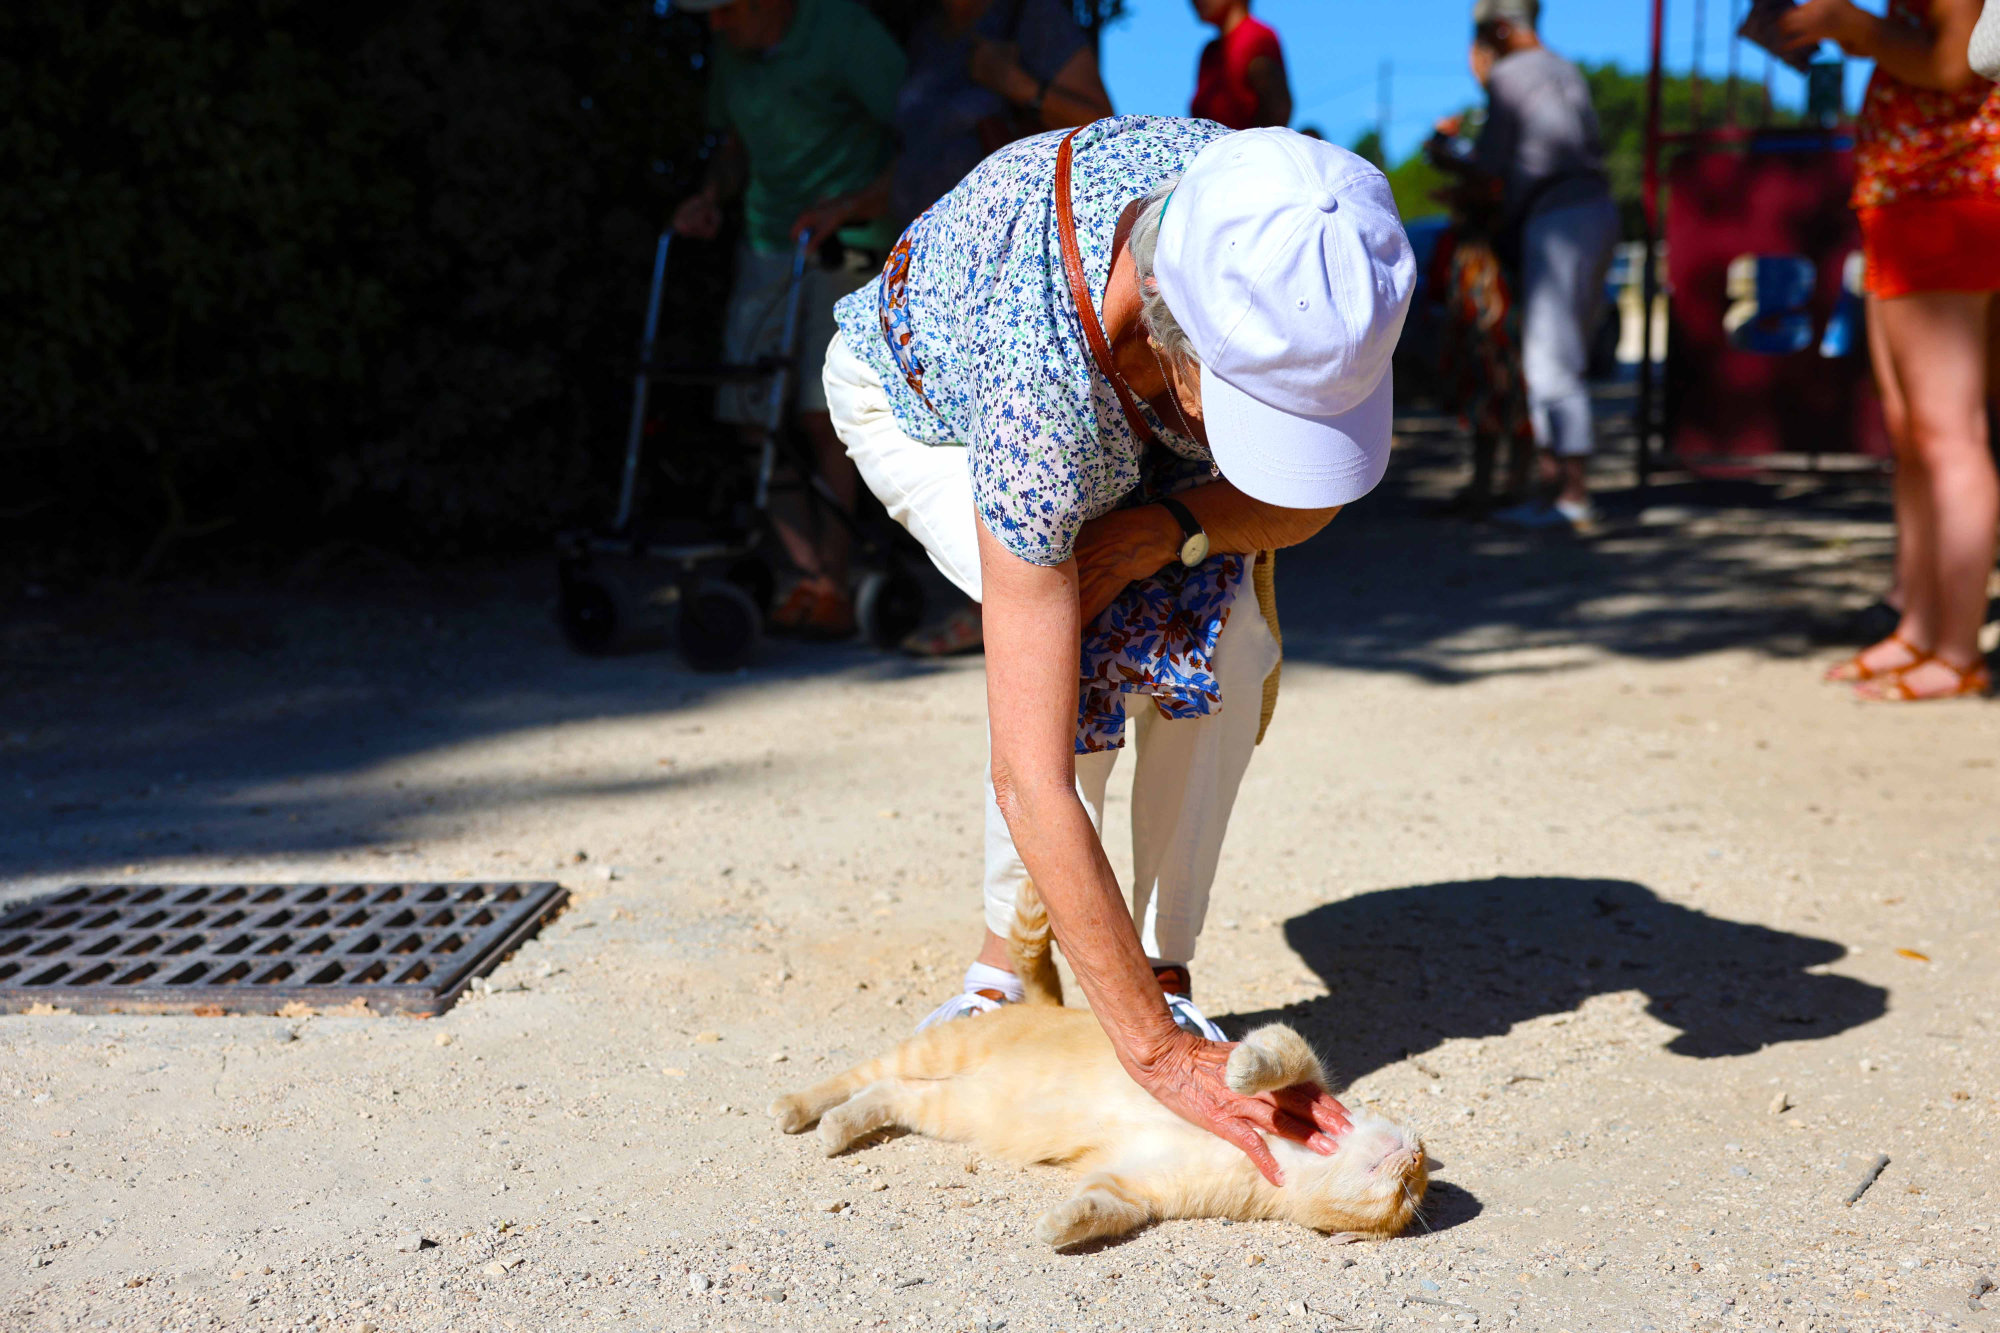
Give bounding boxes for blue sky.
[1100,0,1876,163]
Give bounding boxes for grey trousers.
[1520,195,1620,458]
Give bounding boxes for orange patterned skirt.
[1859,197,2000,298]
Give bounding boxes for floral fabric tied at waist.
[1076,554,1246,754]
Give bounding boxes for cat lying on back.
[770,884,1429,1248]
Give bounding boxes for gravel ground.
[3,420,1996,1332]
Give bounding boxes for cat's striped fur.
[771,883,1429,1248]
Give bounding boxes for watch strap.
[1158,496,1202,543]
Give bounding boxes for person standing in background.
[1432,0,1618,532]
[1189,0,1292,130]
[1782,0,1998,701]
[671,0,905,638]
[887,0,1115,657]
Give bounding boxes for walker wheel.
[678,579,761,672]
[855,567,926,651]
[726,554,777,614]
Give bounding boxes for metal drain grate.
[0,881,567,1016]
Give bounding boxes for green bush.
[1,0,719,574]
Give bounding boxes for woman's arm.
[1781,0,1985,94]
[969,41,1115,129]
[1246,54,1294,129]
[979,520,1348,1184]
[1074,482,1339,624]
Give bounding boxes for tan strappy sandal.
[1858,657,1993,702]
[1825,632,1926,683]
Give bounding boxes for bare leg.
[1835,299,1934,678]
[801,410,855,591]
[746,424,823,580]
[1865,291,1998,695]
[1555,454,1589,508]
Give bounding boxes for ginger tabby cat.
[770,883,1429,1248]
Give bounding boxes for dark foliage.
[2,0,724,576]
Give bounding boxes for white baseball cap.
[1154,129,1416,511]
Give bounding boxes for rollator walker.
[555,230,927,670]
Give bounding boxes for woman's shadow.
[1221,877,1889,1085]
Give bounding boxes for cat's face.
[1293,1112,1430,1239]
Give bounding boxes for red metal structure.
[1636,0,1892,485]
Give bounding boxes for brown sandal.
[1825,632,1925,683]
[1859,657,1993,702]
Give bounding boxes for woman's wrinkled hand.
[1127,1029,1352,1187]
[1073,506,1177,626]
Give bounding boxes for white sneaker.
[1165,991,1228,1042]
[915,987,1011,1031]
[915,962,1024,1032]
[1553,498,1600,533]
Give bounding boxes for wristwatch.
[1157,496,1210,568]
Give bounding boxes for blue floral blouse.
[833,115,1229,567]
[836,116,1271,754]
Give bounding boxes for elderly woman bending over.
[823,118,1415,1179]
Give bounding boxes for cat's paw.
[768,1094,815,1135]
[816,1112,852,1156]
[1034,1185,1148,1249]
[1224,1042,1283,1095]
[1034,1200,1098,1249]
[1225,1024,1325,1095]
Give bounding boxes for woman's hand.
[1127,1029,1352,1186]
[1777,0,1862,54]
[1074,506,1178,625]
[673,188,724,240]
[790,194,853,246]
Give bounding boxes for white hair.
[1125,177,1201,384]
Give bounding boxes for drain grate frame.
[0,881,568,1017]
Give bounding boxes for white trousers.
[823,331,1279,966]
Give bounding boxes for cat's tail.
[1007,878,1063,1007]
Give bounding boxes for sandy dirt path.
[3,426,1996,1332]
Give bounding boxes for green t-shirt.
[706,0,906,255]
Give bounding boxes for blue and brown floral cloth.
[1076,555,1246,753]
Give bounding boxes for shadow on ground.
[1220,877,1888,1084]
[0,410,1899,885]
[1276,410,1900,685]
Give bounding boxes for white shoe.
[915,987,1011,1031]
[1553,498,1600,532]
[1165,991,1228,1041]
[916,962,1024,1031]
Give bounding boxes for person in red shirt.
[1189,1,1293,130]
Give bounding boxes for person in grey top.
[1433,0,1619,530]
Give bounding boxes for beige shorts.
[717,244,874,425]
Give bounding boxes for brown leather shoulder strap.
[1055,128,1154,444]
